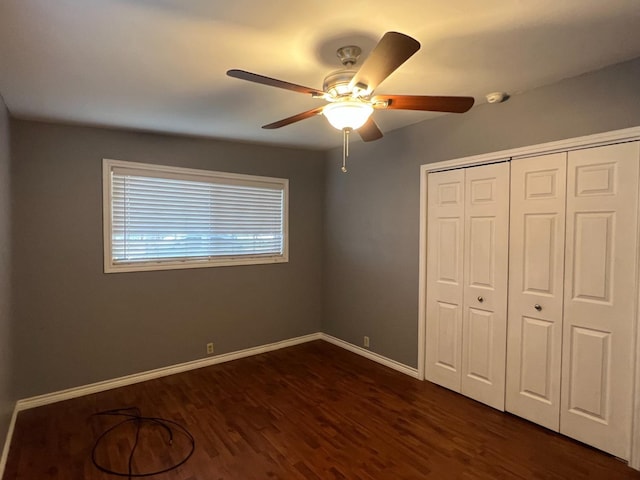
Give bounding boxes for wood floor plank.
[3,340,640,479]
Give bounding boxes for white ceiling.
[1,0,639,150]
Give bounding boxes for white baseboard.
[0,331,418,478]
[320,333,420,379]
[16,332,323,412]
[0,404,18,478]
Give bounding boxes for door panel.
[520,316,554,402]
[506,152,566,431]
[561,141,640,459]
[466,308,494,383]
[434,301,459,371]
[571,212,613,302]
[436,219,460,283]
[468,217,496,288]
[461,162,510,410]
[523,214,556,293]
[426,169,465,391]
[567,326,610,422]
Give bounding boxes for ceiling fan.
[227,31,475,171]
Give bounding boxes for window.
[103,159,288,273]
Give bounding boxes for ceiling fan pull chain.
[341,128,351,173]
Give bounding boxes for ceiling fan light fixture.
[323,100,373,130]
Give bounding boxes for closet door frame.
[418,126,640,470]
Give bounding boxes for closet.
[424,139,640,461]
[425,162,509,410]
[506,142,639,459]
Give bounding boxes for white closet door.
[506,153,567,430]
[461,162,510,410]
[561,141,640,459]
[426,169,465,391]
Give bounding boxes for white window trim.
[102,159,289,273]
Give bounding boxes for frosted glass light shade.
[323,101,374,130]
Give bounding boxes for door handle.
[477,296,484,302]
[534,304,542,311]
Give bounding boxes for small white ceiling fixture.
[485,92,509,104]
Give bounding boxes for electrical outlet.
[206,342,214,355]
[364,336,370,348]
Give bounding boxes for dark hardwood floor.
[4,340,640,479]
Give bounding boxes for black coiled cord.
[90,407,195,478]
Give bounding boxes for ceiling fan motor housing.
[322,45,364,97]
[323,68,358,97]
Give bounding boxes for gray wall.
[6,57,640,400]
[0,96,13,444]
[323,57,640,368]
[11,121,325,397]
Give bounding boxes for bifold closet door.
[460,163,510,410]
[506,153,567,431]
[426,168,465,392]
[426,163,509,409]
[561,141,640,459]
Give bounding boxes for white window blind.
[103,159,288,272]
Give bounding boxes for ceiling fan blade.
[227,69,325,97]
[348,32,420,94]
[262,106,325,129]
[373,94,475,113]
[358,117,384,142]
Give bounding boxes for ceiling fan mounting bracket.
[336,45,361,66]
